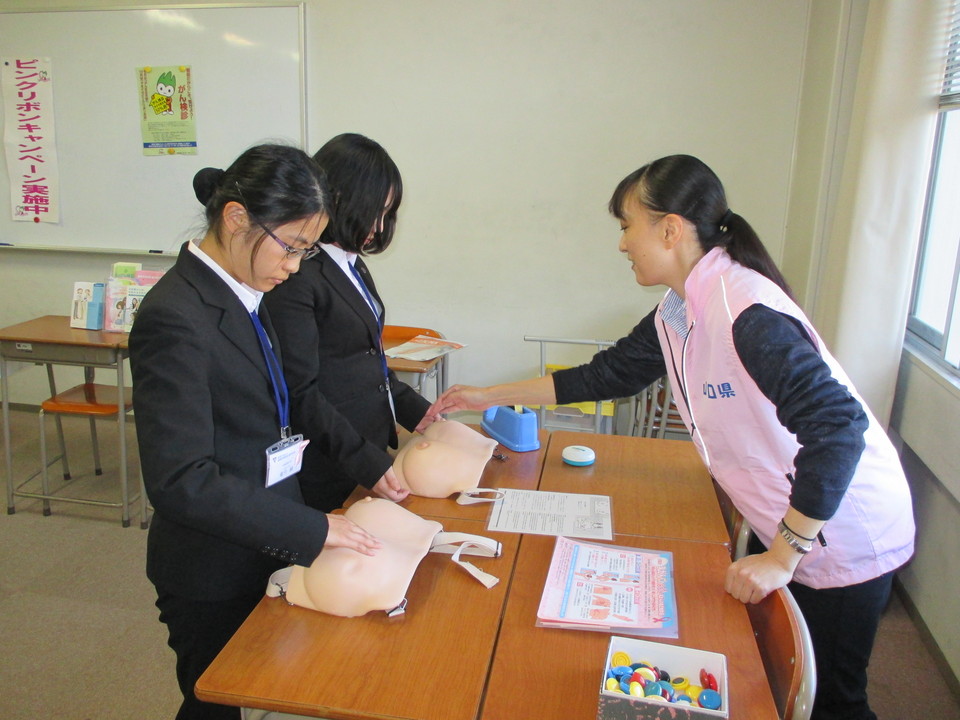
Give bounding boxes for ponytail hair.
[609,155,793,300]
[192,143,329,249]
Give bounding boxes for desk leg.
[2,356,13,514]
[117,358,130,528]
[439,355,448,396]
[49,364,71,479]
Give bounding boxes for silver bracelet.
[778,520,813,555]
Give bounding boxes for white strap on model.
[456,488,505,505]
[266,566,293,599]
[430,531,501,557]
[430,531,501,588]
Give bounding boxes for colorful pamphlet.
[69,281,105,330]
[103,279,133,332]
[111,261,142,279]
[122,285,150,331]
[536,536,678,638]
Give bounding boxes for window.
[907,3,960,368]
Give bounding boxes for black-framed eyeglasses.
[235,183,322,260]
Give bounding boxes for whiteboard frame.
[0,2,308,255]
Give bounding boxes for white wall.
[1,0,809,397]
[891,350,960,681]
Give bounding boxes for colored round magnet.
[637,667,658,683]
[699,668,718,691]
[611,651,632,668]
[698,689,723,710]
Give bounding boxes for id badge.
[265,434,309,488]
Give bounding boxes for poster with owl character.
[136,65,197,155]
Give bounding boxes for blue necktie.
[348,262,383,328]
[348,262,395,420]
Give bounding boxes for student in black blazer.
[130,144,382,720]
[264,134,437,512]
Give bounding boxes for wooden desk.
[0,315,140,526]
[480,533,778,719]
[196,435,777,720]
[382,326,447,398]
[346,427,550,523]
[541,431,729,544]
[196,517,519,720]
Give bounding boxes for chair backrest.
[633,375,687,439]
[746,586,817,720]
[711,480,753,560]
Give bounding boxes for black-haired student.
[130,143,381,720]
[264,133,436,512]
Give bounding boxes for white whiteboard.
[0,4,305,253]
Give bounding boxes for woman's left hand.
[724,552,795,604]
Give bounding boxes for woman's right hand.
[428,384,491,416]
[324,513,382,556]
[371,467,410,502]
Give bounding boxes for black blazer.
[263,251,429,511]
[130,244,328,601]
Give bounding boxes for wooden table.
[196,433,777,720]
[197,517,520,720]
[0,315,141,526]
[480,534,778,720]
[541,431,729,544]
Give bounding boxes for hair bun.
[193,167,225,205]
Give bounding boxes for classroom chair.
[747,586,817,720]
[523,335,619,434]
[35,380,148,528]
[632,375,688,439]
[382,325,448,400]
[713,479,754,560]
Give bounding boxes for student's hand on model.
[324,514,382,556]
[428,385,491,416]
[372,466,409,502]
[414,411,442,434]
[724,552,795,604]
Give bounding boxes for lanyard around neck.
[249,309,291,438]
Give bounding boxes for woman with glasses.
[264,133,436,513]
[430,154,915,720]
[130,144,382,720]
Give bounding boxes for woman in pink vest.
[431,154,915,720]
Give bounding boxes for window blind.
[941,0,960,107]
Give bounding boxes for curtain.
[814,0,944,426]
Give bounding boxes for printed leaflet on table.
[384,335,465,361]
[486,488,613,540]
[537,536,678,638]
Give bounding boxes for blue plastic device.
[481,406,541,452]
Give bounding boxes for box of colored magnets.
[597,636,728,719]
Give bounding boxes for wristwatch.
[778,520,813,554]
